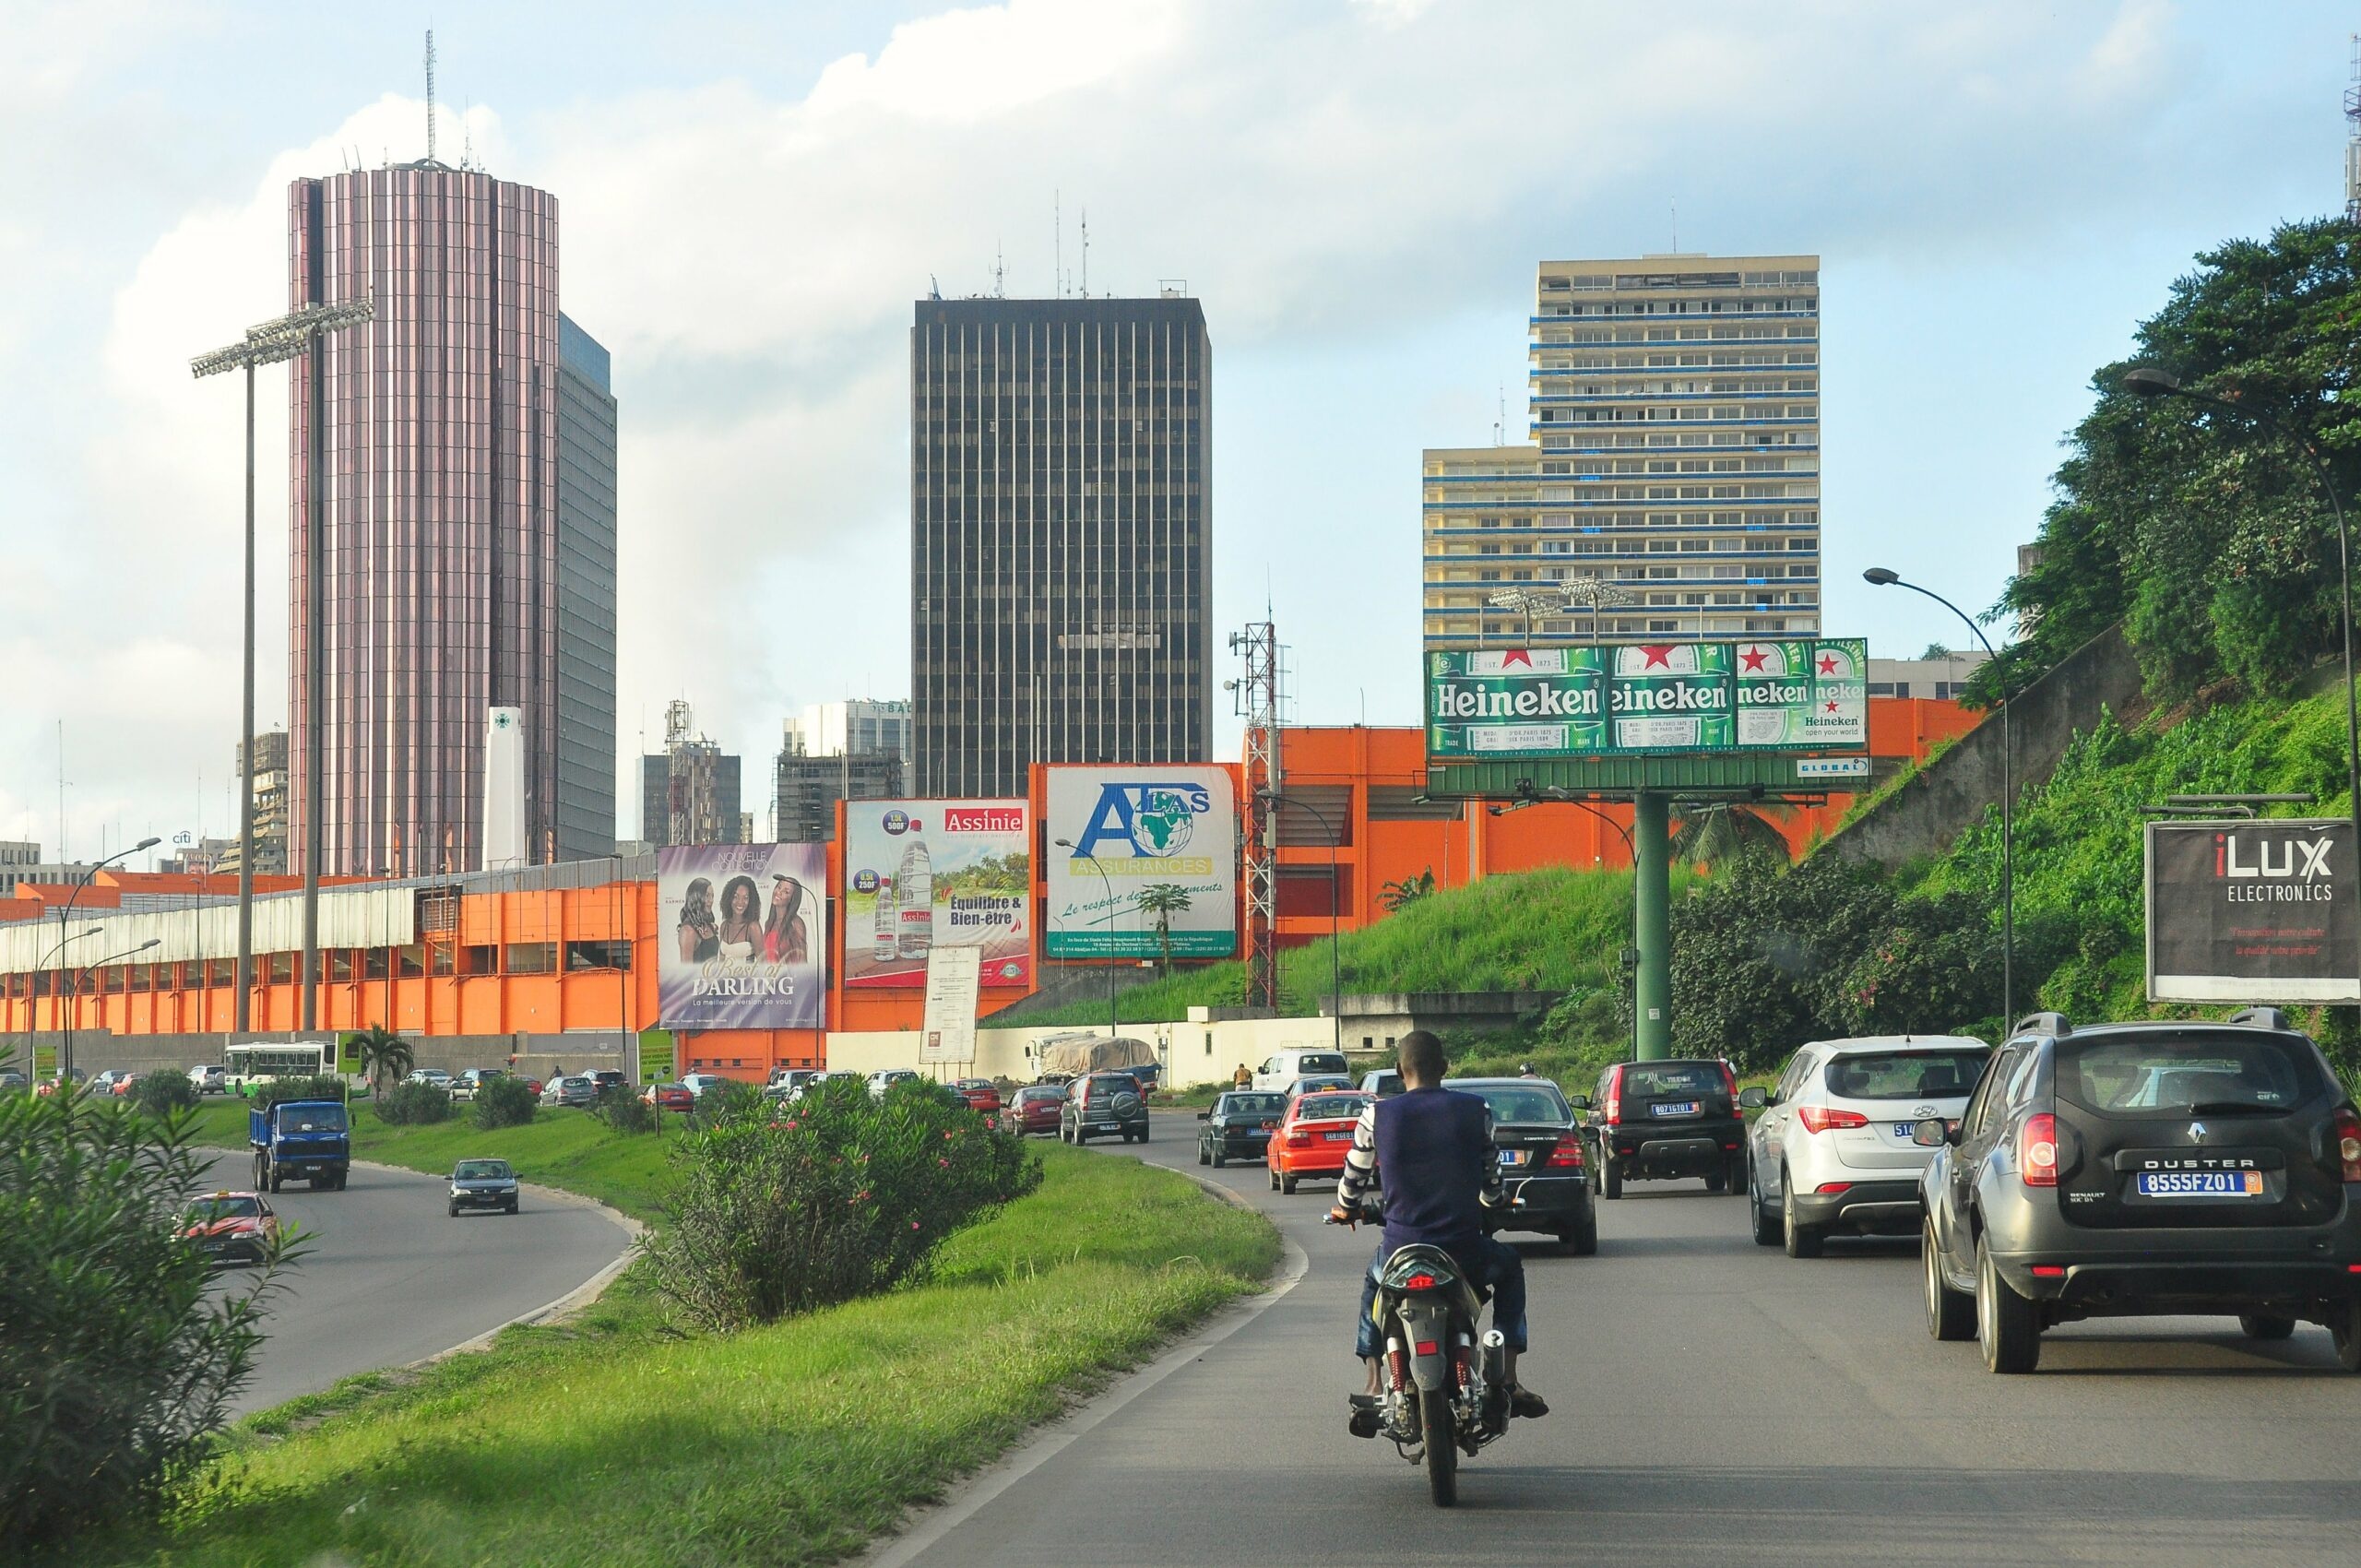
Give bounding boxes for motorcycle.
[1332,1212,1511,1506]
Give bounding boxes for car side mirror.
[1568,1094,1593,1111]
[1738,1087,1768,1110]
[1195,1110,1211,1120]
[1911,1117,1953,1147]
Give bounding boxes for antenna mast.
[1080,207,1089,297]
[424,29,437,163]
[1229,617,1283,1011]
[1054,189,1062,297]
[2345,34,2361,220]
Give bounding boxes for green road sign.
[638,1029,676,1085]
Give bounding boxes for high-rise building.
[1421,254,1821,650]
[638,701,742,849]
[786,699,913,778]
[287,160,616,876]
[217,731,290,878]
[911,293,1212,797]
[774,747,902,843]
[0,842,41,899]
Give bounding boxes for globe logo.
[1130,790,1196,856]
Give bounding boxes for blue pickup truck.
[249,1099,351,1192]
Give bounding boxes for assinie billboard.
[843,799,1031,989]
[656,843,828,1029]
[1043,766,1238,960]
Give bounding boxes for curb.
[397,1171,645,1371]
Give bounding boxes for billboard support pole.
[1633,791,1671,1061]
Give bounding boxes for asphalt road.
[197,1152,635,1414]
[879,1110,2361,1567]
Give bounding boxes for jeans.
[1354,1235,1528,1359]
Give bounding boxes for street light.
[1052,839,1120,1039]
[1865,566,2014,1024]
[2123,365,2361,955]
[65,937,161,1081]
[55,837,160,1075]
[1258,792,1345,1057]
[193,297,374,1033]
[1488,585,1571,644]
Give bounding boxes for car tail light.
[1720,1060,1740,1111]
[1546,1134,1584,1169]
[1797,1105,1869,1134]
[1814,1182,1853,1195]
[2335,1108,2361,1183]
[1603,1064,1622,1125]
[2020,1112,2059,1187]
[1403,1273,1438,1289]
[1287,1131,1311,1148]
[2031,1265,2066,1278]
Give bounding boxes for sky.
[0,0,2352,861]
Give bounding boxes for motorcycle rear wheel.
[1421,1388,1457,1507]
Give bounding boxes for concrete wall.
[825,1015,1360,1091]
[5,1029,628,1082]
[1821,623,2143,872]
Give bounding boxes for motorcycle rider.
[1330,1029,1548,1435]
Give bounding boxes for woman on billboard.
[765,874,812,965]
[716,875,764,961]
[676,877,720,963]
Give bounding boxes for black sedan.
[447,1158,520,1217]
[1445,1076,1599,1255]
[1197,1091,1288,1169]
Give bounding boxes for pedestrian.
[1518,1063,1537,1079]
[1232,1062,1252,1089]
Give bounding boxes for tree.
[1988,217,2361,707]
[1670,802,1791,870]
[1919,643,1952,660]
[1378,868,1438,913]
[351,1025,413,1099]
[1133,884,1194,975]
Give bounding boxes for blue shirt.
[1337,1086,1500,1257]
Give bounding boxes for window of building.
[569,940,633,970]
[506,943,557,976]
[363,948,391,980]
[463,944,497,976]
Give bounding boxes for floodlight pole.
[1632,791,1672,1061]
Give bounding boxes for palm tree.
[1670,802,1791,870]
[352,1026,414,1099]
[1133,884,1195,975]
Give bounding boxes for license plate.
[1501,1148,1529,1166]
[1325,1130,1353,1142]
[2135,1170,2264,1198]
[1651,1101,1700,1117]
[1892,1123,1920,1139]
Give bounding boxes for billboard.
[2147,819,2361,1004]
[1425,638,1868,761]
[843,799,1032,989]
[657,843,828,1029]
[919,945,983,1064]
[1044,766,1239,959]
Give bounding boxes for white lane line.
[861,1163,1311,1568]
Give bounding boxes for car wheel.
[1924,1215,1975,1341]
[1749,1157,1781,1247]
[1268,1164,1280,1192]
[1781,1172,1822,1259]
[1704,1168,1729,1194]
[506,1201,519,1216]
[1975,1233,2041,1373]
[1211,1147,1226,1169]
[1281,1173,1299,1195]
[2238,1313,2296,1341]
[447,1202,459,1218]
[1599,1159,1622,1200]
[2329,1301,2361,1372]
[1198,1142,1211,1166]
[1564,1216,1598,1257]
[1137,1125,1149,1144]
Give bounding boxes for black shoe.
[1347,1394,1381,1439]
[1508,1385,1549,1420]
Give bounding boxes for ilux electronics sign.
[2146,818,2361,1004]
[1426,639,1867,760]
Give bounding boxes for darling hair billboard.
[657,842,828,1029]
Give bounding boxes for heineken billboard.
[1426,638,1868,760]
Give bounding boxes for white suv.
[1741,1035,1990,1258]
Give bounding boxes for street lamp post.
[2123,366,2361,961]
[193,298,375,1033]
[1865,567,2013,1025]
[1259,792,1344,1057]
[55,837,160,1075]
[1053,839,1120,1039]
[36,926,102,1045]
[65,938,161,1082]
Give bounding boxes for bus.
[226,1040,341,1099]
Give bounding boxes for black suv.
[1062,1072,1150,1145]
[1577,1058,1745,1198]
[1920,1009,2361,1373]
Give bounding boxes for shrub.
[687,1076,761,1129]
[130,1071,201,1116]
[374,1081,452,1126]
[0,1089,299,1550]
[592,1083,654,1134]
[471,1075,538,1131]
[255,1075,349,1110]
[643,1075,1039,1331]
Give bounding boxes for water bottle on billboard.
[872,876,897,963]
[897,840,934,957]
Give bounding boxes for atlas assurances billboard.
[2147,818,2361,1004]
[844,799,1032,990]
[1044,766,1238,960]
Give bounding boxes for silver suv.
[1742,1035,1990,1257]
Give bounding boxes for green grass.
[185,1099,673,1220]
[64,1144,1277,1568]
[1015,865,1649,1027]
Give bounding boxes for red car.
[181,1191,280,1267]
[1008,1084,1067,1136]
[641,1082,694,1112]
[1266,1090,1373,1194]
[954,1078,1003,1114]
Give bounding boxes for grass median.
[65,1138,1277,1568]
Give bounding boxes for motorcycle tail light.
[1413,1340,1439,1356]
[2333,1108,2361,1182]
[1403,1273,1437,1289]
[1797,1105,1869,1134]
[1546,1135,1584,1169]
[2020,1112,2058,1187]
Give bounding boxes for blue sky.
[1,0,2352,855]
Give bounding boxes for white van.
[1252,1049,1351,1093]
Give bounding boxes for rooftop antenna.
[1055,189,1063,297]
[424,29,437,163]
[1670,196,1678,251]
[992,241,1004,298]
[1493,381,1505,445]
[461,99,473,171]
[2346,34,2361,220]
[1080,206,1089,297]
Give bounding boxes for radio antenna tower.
[2345,35,2361,220]
[424,29,438,164]
[1229,616,1283,1011]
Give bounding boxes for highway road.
[196,1152,636,1414]
[877,1110,2361,1567]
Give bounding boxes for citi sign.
[2216,832,2335,881]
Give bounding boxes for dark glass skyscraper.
[910,295,1211,797]
[288,163,615,874]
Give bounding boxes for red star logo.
[1500,648,1534,669]
[1739,646,1769,671]
[1639,644,1677,669]
[1816,652,1841,676]
[1824,699,1840,713]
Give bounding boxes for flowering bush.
[643,1075,1038,1331]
